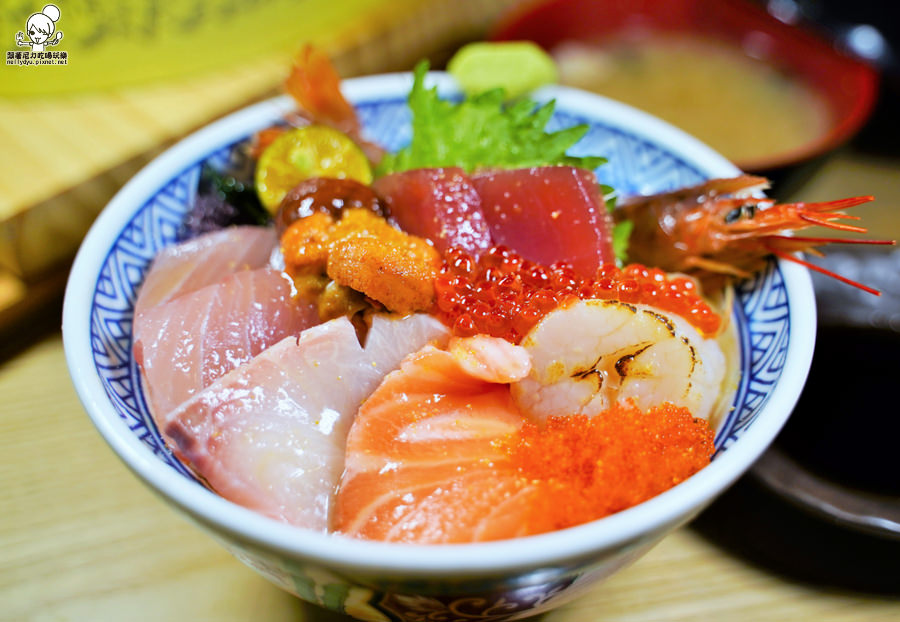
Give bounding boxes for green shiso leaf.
[611,220,633,266]
[600,184,630,266]
[375,61,607,176]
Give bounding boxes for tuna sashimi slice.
[335,337,538,544]
[474,167,615,277]
[373,167,492,254]
[134,267,318,421]
[134,226,276,318]
[163,314,450,531]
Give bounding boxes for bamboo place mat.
[0,0,522,331]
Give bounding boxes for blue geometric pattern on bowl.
[88,96,789,476]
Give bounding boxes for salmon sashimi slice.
[163,314,450,531]
[134,267,318,422]
[334,336,540,544]
[134,226,276,318]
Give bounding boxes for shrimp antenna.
[768,248,883,296]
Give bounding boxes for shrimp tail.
[284,44,360,134]
[252,44,385,163]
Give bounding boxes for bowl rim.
[63,70,816,577]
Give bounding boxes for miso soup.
[554,36,831,166]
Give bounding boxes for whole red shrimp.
[615,175,894,294]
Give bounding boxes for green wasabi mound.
[448,41,558,99]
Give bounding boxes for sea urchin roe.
[506,401,715,534]
[280,207,440,315]
[281,211,334,275]
[327,237,439,315]
[435,246,721,342]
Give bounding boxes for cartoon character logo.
[15,4,63,52]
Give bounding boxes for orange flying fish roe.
[434,246,722,343]
[506,401,715,535]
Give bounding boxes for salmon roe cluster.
[508,402,715,535]
[434,246,722,343]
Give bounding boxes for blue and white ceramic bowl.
[63,72,815,621]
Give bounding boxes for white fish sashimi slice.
[364,312,451,374]
[163,319,369,530]
[134,267,318,422]
[134,226,276,318]
[162,313,450,531]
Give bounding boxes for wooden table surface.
[3,21,900,621]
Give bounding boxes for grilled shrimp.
[511,299,726,423]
